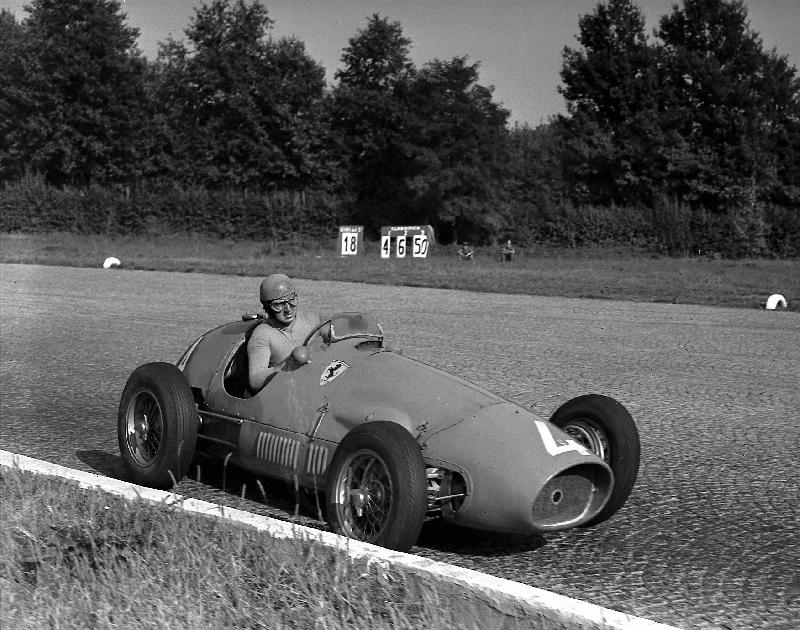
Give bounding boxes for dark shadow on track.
[75,449,126,479]
[415,520,548,556]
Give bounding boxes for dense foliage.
[0,0,149,185]
[1,0,798,256]
[152,0,329,190]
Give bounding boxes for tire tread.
[117,362,197,488]
[550,394,640,527]
[325,421,427,551]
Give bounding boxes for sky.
[4,0,799,126]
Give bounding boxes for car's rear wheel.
[549,394,640,527]
[118,362,198,489]
[325,421,427,552]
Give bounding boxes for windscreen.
[329,313,383,342]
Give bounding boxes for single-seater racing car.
[118,312,640,552]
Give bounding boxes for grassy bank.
[0,466,464,630]
[2,231,798,309]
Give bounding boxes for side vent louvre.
[306,443,329,476]
[256,432,300,469]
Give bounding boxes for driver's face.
[267,293,297,325]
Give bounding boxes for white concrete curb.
[1,450,681,630]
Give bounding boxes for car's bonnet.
[316,349,505,442]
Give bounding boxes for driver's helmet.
[259,274,296,305]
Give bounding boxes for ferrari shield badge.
[320,360,349,386]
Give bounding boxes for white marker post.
[765,294,788,310]
[102,256,121,269]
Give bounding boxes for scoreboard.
[339,225,364,256]
[380,225,431,259]
[337,224,433,258]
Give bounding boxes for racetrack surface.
[2,263,798,629]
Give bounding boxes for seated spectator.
[458,242,474,261]
[499,239,515,262]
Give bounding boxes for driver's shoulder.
[249,320,279,344]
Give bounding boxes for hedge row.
[511,197,800,257]
[0,176,347,242]
[1,177,798,257]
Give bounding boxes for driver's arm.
[247,327,279,391]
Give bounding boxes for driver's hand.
[289,345,311,367]
[320,323,331,343]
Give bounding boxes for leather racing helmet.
[260,274,296,304]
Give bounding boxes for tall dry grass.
[1,467,467,630]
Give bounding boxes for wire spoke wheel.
[125,389,164,466]
[117,362,198,489]
[335,450,393,541]
[325,422,427,551]
[561,418,610,462]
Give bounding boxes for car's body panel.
[177,312,616,534]
[421,403,611,532]
[319,350,503,442]
[180,320,256,397]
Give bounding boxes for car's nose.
[421,402,612,534]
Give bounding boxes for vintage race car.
[118,312,640,552]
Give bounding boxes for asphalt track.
[1,263,798,629]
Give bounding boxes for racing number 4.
[534,420,591,457]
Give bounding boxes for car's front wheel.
[325,421,427,552]
[117,362,198,489]
[549,394,640,527]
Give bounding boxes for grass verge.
[0,466,465,630]
[2,231,798,309]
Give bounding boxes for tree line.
[1,0,798,256]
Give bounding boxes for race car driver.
[247,273,322,392]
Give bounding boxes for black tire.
[325,421,427,552]
[549,394,640,527]
[117,362,198,489]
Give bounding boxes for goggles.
[266,293,298,312]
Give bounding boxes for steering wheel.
[303,319,332,347]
